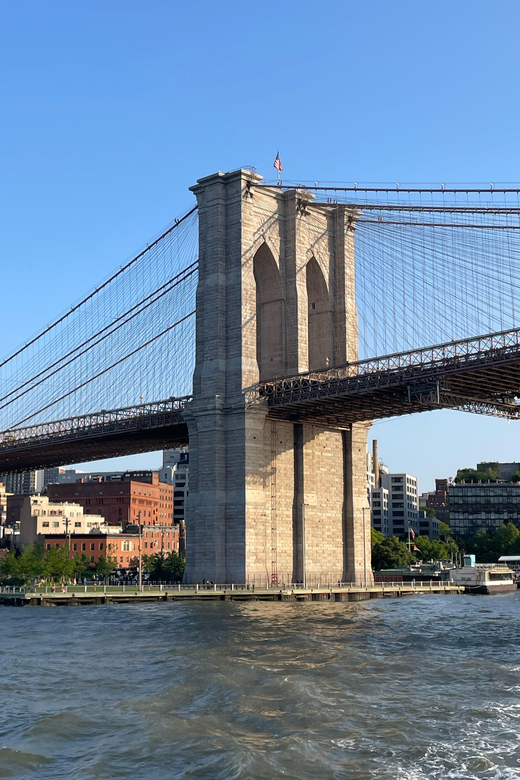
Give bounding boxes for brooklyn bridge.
[2,169,520,585]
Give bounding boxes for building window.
[82,543,86,551]
[42,521,49,528]
[52,521,59,528]
[73,543,77,551]
[74,522,81,528]
[90,543,95,551]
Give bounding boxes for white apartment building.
[371,486,390,535]
[379,473,419,537]
[0,482,9,525]
[160,448,189,525]
[17,496,115,549]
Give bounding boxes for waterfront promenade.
[0,581,463,606]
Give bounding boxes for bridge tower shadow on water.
[185,169,373,586]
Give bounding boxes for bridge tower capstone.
[184,169,373,586]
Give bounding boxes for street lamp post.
[138,511,143,592]
[362,507,367,587]
[64,517,71,558]
[302,503,307,589]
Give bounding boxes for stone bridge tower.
[184,169,373,587]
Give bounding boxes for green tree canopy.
[454,468,497,484]
[143,551,185,582]
[494,522,520,554]
[371,536,415,570]
[414,535,450,561]
[439,521,451,537]
[44,546,75,582]
[95,555,117,579]
[72,553,93,580]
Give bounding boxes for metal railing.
[0,580,459,597]
[257,327,520,405]
[0,396,192,449]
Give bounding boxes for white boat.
[451,555,516,594]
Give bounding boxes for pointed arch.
[306,256,332,371]
[253,242,284,380]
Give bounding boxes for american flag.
[409,526,416,539]
[273,152,283,173]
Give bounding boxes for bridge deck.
[260,327,520,425]
[0,399,189,474]
[2,330,520,474]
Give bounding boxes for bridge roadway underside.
[0,421,189,475]
[261,345,520,426]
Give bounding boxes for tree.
[0,550,20,579]
[454,468,496,484]
[439,521,451,537]
[16,543,45,581]
[72,553,92,580]
[371,536,415,570]
[461,523,520,562]
[44,546,75,582]
[494,522,520,555]
[143,551,185,582]
[95,555,117,580]
[371,528,385,545]
[413,535,450,561]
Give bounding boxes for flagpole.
[274,152,282,186]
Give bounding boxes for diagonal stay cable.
[9,311,195,429]
[0,205,198,371]
[0,263,198,409]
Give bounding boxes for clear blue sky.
[2,0,520,491]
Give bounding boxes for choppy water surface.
[1,594,520,779]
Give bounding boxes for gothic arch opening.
[253,242,284,380]
[306,256,332,371]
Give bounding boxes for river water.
[1,593,520,779]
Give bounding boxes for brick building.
[43,525,179,569]
[426,478,450,523]
[47,472,174,528]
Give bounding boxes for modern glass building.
[448,482,520,536]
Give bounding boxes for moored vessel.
[451,555,516,594]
